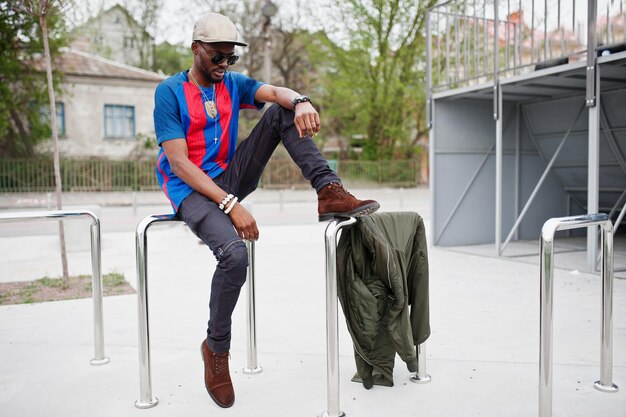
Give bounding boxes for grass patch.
[0,272,135,306]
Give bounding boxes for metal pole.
[483,5,488,77]
[89,220,108,366]
[543,0,548,61]
[587,58,600,272]
[505,0,510,70]
[494,0,503,254]
[446,11,451,85]
[539,226,554,417]
[586,0,598,107]
[531,0,535,62]
[135,214,171,409]
[410,344,432,383]
[321,217,356,417]
[594,221,618,393]
[437,11,442,87]
[464,1,469,80]
[494,0,499,81]
[539,214,618,417]
[429,104,437,246]
[474,0,478,77]
[0,210,109,366]
[243,240,262,374]
[455,16,460,82]
[514,104,520,241]
[495,82,503,255]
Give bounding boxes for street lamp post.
[261,0,278,83]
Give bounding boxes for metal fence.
[0,159,158,192]
[0,158,421,193]
[428,0,626,92]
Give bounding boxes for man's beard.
[203,68,225,84]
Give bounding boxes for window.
[39,102,66,136]
[104,104,135,138]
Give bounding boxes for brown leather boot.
[201,339,234,408]
[317,183,380,221]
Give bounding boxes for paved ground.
[0,187,625,417]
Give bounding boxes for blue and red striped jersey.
[153,70,263,211]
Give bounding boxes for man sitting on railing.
[153,12,379,409]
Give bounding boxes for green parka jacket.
[336,211,430,388]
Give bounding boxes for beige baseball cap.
[192,12,248,47]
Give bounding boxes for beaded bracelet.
[224,196,238,214]
[219,194,234,211]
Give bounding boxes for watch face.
[293,96,311,107]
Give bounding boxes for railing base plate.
[90,357,110,366]
[243,366,263,374]
[135,397,159,409]
[320,411,345,417]
[410,373,432,384]
[594,381,618,393]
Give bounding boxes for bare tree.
[12,0,74,286]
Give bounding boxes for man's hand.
[254,85,321,138]
[228,203,259,241]
[294,101,321,138]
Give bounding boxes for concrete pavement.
[0,187,625,417]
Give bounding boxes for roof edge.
[61,47,166,80]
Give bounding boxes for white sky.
[75,0,329,45]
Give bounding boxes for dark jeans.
[177,104,339,352]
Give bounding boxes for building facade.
[36,49,164,159]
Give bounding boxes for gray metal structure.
[0,209,109,366]
[427,0,626,271]
[539,213,618,417]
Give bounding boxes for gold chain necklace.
[188,69,219,145]
[188,69,217,119]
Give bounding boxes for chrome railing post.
[538,214,618,417]
[321,217,356,417]
[135,215,170,409]
[243,239,262,374]
[89,218,108,366]
[539,226,555,417]
[0,210,109,366]
[410,344,432,384]
[594,221,617,393]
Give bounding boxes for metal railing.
[134,214,430,414]
[427,0,626,93]
[539,213,618,417]
[0,159,159,193]
[133,214,261,409]
[323,217,431,416]
[0,209,109,366]
[410,344,432,383]
[322,218,355,417]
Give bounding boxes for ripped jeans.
[176,105,339,352]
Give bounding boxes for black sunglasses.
[198,43,239,66]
